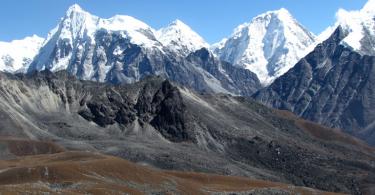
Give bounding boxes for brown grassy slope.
[275,110,375,153]
[0,151,343,195]
[0,137,64,159]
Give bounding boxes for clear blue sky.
[0,0,368,43]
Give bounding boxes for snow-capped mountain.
[29,4,162,80]
[26,4,261,96]
[0,35,44,72]
[212,8,316,85]
[29,4,212,76]
[254,0,375,145]
[317,0,375,56]
[156,19,209,56]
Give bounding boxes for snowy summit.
[32,4,161,73]
[212,8,316,85]
[29,4,212,75]
[156,19,209,56]
[318,0,375,56]
[0,35,44,72]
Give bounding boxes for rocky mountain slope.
[24,4,260,96]
[212,8,316,85]
[254,1,375,145]
[0,70,373,194]
[0,35,44,73]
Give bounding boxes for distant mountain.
[29,4,162,76]
[156,19,209,56]
[212,8,316,85]
[254,0,375,145]
[320,0,375,56]
[26,4,260,96]
[0,35,44,72]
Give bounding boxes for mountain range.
[4,3,374,88]
[26,4,260,96]
[1,1,375,194]
[5,0,371,145]
[0,3,319,90]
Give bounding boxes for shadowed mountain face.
[0,71,374,194]
[253,27,375,146]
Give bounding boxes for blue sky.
[0,0,368,43]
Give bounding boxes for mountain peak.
[0,35,45,72]
[266,8,291,16]
[156,19,208,56]
[362,0,375,14]
[231,8,302,39]
[212,8,316,85]
[165,19,197,34]
[50,4,157,47]
[170,19,186,26]
[22,34,44,42]
[255,8,293,21]
[322,0,375,55]
[32,4,161,73]
[103,14,152,32]
[276,7,290,13]
[66,4,85,16]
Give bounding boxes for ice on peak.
[212,8,316,85]
[362,0,375,14]
[262,8,291,17]
[210,38,227,53]
[254,8,293,22]
[109,14,139,22]
[20,34,44,43]
[156,19,209,56]
[170,19,185,26]
[0,35,45,72]
[66,4,85,16]
[277,7,290,14]
[63,4,155,34]
[104,15,153,31]
[32,4,161,73]
[29,34,42,39]
[168,19,194,30]
[164,19,198,34]
[319,0,375,55]
[231,8,298,38]
[46,4,159,48]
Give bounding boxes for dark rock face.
[187,48,262,96]
[149,81,190,142]
[254,27,375,145]
[29,30,261,96]
[0,71,374,194]
[78,100,137,127]
[78,79,191,142]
